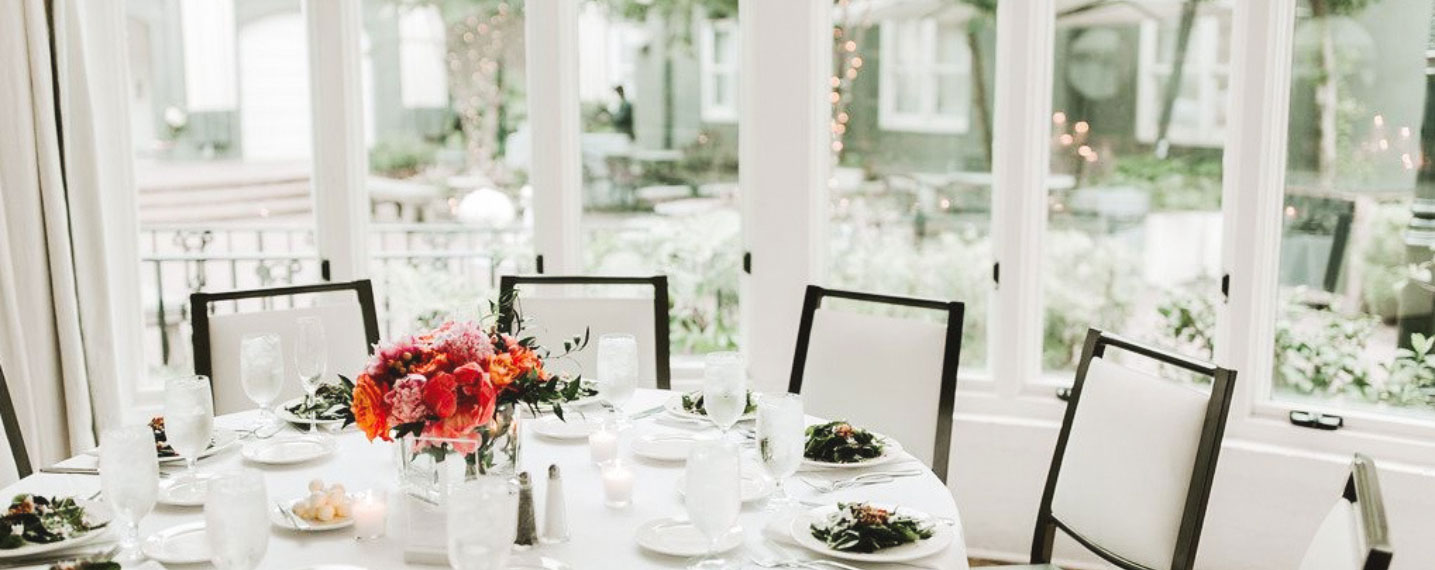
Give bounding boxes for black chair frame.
[1344,453,1393,570]
[787,285,965,482]
[0,362,32,479]
[497,275,671,390]
[190,280,381,383]
[1029,328,1236,570]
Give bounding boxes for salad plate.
[0,496,111,560]
[631,432,698,462]
[800,421,904,470]
[789,503,953,563]
[529,416,600,440]
[277,380,355,428]
[243,433,337,465]
[662,391,758,422]
[634,517,743,557]
[83,422,238,464]
[141,522,210,565]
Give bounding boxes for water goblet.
[447,478,519,570]
[596,333,639,425]
[684,440,742,570]
[756,393,804,512]
[701,352,747,439]
[294,316,327,434]
[164,374,214,502]
[239,333,284,436]
[99,425,158,564]
[205,469,269,570]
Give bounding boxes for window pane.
[1273,0,1435,418]
[126,0,321,385]
[362,1,534,338]
[828,3,994,370]
[579,2,742,355]
[1043,2,1231,377]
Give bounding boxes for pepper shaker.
[542,464,570,544]
[514,471,538,549]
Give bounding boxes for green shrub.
[370,137,438,179]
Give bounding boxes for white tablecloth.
[16,389,968,569]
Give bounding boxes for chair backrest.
[1031,329,1236,570]
[0,361,31,483]
[788,285,964,482]
[1298,454,1392,570]
[191,280,380,416]
[498,275,670,389]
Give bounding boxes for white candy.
[316,504,336,522]
[334,502,351,518]
[308,479,324,493]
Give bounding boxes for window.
[828,5,993,371]
[877,19,972,134]
[1042,3,1230,379]
[1135,14,1231,148]
[700,20,738,123]
[1268,0,1435,422]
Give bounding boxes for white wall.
[950,412,1435,569]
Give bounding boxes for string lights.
[445,2,518,180]
[830,0,866,173]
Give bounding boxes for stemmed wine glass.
[448,478,519,570]
[205,469,269,570]
[596,333,639,425]
[294,316,327,434]
[756,393,804,513]
[702,352,747,440]
[164,374,214,503]
[99,425,158,564]
[684,440,742,570]
[239,333,284,437]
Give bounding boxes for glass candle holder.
[352,489,388,541]
[600,461,634,508]
[588,427,619,464]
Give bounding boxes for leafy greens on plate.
[810,502,934,553]
[0,495,98,550]
[804,420,885,464]
[680,390,757,416]
[285,376,357,425]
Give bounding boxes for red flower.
[423,373,458,419]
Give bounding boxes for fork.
[799,468,925,493]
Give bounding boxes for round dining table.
[16,389,969,569]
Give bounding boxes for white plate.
[142,521,211,565]
[634,518,743,557]
[157,473,218,507]
[789,504,954,563]
[529,416,600,440]
[663,393,758,423]
[84,428,240,464]
[800,434,904,470]
[506,555,574,570]
[677,470,773,503]
[270,498,354,532]
[242,433,337,465]
[631,432,698,462]
[0,499,112,560]
[277,397,352,427]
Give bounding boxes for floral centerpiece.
[350,319,587,480]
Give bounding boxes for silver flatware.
[39,466,98,476]
[628,405,666,420]
[275,502,308,530]
[799,468,926,493]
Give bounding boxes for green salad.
[811,502,934,553]
[680,390,757,416]
[285,376,356,425]
[804,420,885,464]
[0,495,99,550]
[50,561,119,570]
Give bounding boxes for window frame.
[1133,15,1230,148]
[877,19,972,135]
[699,18,739,124]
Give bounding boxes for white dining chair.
[787,285,965,482]
[190,280,380,416]
[1298,454,1392,570]
[498,274,671,389]
[0,361,31,484]
[998,329,1236,570]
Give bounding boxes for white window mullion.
[304,0,369,281]
[990,0,1054,398]
[526,0,582,274]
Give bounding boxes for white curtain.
[0,0,140,464]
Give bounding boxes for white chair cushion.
[1298,500,1365,570]
[207,303,370,416]
[799,307,949,468]
[1050,357,1210,570]
[513,297,659,386]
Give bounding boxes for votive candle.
[589,427,619,464]
[352,489,388,540]
[601,461,635,508]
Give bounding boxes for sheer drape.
[0,0,139,463]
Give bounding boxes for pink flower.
[384,374,429,425]
[430,321,495,366]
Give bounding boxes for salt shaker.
[514,471,538,549]
[542,464,570,544]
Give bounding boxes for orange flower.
[487,352,519,388]
[509,346,548,381]
[352,374,391,442]
[423,372,458,419]
[411,353,450,377]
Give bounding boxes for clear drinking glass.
[239,333,284,434]
[702,352,747,437]
[99,425,159,564]
[294,316,327,433]
[447,478,519,570]
[205,469,269,570]
[164,374,215,502]
[756,393,804,512]
[684,440,742,570]
[596,333,639,420]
